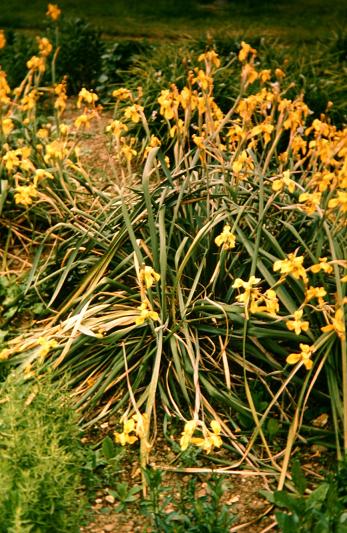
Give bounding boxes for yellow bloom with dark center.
[46,3,61,21]
[215,224,236,250]
[286,309,310,335]
[287,344,315,370]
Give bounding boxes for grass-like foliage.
[0,5,346,491]
[0,373,87,532]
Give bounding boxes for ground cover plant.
[0,3,347,530]
[0,372,88,532]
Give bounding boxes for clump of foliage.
[0,4,346,497]
[0,373,88,532]
[141,469,235,532]
[265,457,347,532]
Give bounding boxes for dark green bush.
[49,18,104,93]
[0,30,36,87]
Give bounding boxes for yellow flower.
[37,337,58,361]
[132,412,149,439]
[275,68,285,79]
[180,420,198,451]
[241,64,258,86]
[310,257,333,274]
[139,266,160,289]
[37,37,52,57]
[286,309,310,335]
[105,120,128,138]
[158,89,175,120]
[44,140,67,163]
[233,276,261,318]
[215,224,236,250]
[198,50,221,68]
[46,3,61,21]
[191,420,223,454]
[26,55,46,73]
[0,348,10,361]
[33,169,54,186]
[180,419,222,454]
[37,127,49,139]
[120,141,137,162]
[14,184,38,207]
[272,170,296,194]
[135,301,159,326]
[123,104,143,123]
[305,286,327,306]
[273,253,308,284]
[112,88,132,100]
[0,30,6,49]
[321,308,346,340]
[74,113,92,129]
[77,88,98,109]
[253,288,280,316]
[286,344,315,370]
[299,192,322,215]
[328,191,347,213]
[20,90,39,112]
[114,417,138,446]
[1,118,14,137]
[232,150,254,178]
[193,69,213,92]
[259,69,271,83]
[238,41,257,62]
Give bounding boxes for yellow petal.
[286,353,301,365]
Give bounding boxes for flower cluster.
[180,419,223,454]
[114,413,148,446]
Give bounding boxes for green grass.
[0,0,346,40]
